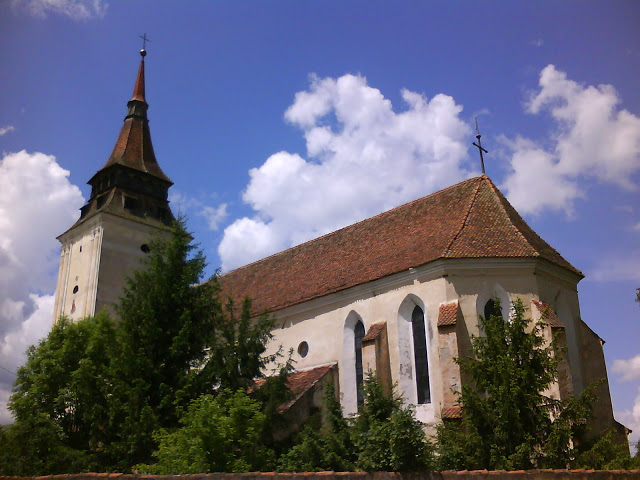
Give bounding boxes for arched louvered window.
[354,320,365,406]
[484,299,502,320]
[411,305,430,404]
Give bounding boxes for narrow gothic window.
[484,299,501,320]
[411,305,430,404]
[354,320,365,406]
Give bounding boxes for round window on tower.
[140,244,150,253]
[72,285,79,294]
[297,341,309,358]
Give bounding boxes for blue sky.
[1,0,639,448]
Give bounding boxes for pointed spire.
[130,49,146,102]
[93,46,172,184]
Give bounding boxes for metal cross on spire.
[139,33,150,57]
[472,117,488,175]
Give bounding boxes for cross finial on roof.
[139,33,150,57]
[472,117,488,175]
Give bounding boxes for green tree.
[280,375,433,472]
[436,298,595,471]
[102,218,276,469]
[5,312,118,473]
[136,390,275,474]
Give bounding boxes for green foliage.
[436,298,597,471]
[280,375,433,472]
[353,375,434,472]
[0,413,89,475]
[279,383,356,472]
[136,391,275,474]
[6,312,118,472]
[574,430,640,470]
[2,218,278,474]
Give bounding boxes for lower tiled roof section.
[441,405,462,419]
[437,303,458,327]
[362,322,386,342]
[532,300,564,328]
[220,176,581,315]
[253,364,335,413]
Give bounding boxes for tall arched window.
[354,320,365,406]
[484,299,502,320]
[411,305,430,404]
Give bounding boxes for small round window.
[140,244,150,253]
[297,341,309,358]
[72,285,79,294]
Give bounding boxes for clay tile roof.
[437,303,458,327]
[94,56,172,185]
[441,405,462,419]
[362,322,386,342]
[253,364,335,413]
[532,300,564,328]
[220,176,581,314]
[130,57,146,102]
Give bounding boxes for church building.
[53,49,626,442]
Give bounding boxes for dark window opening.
[72,285,79,294]
[354,320,365,406]
[96,194,107,209]
[124,195,139,213]
[297,341,309,358]
[140,244,150,253]
[484,299,502,320]
[79,246,82,252]
[412,305,430,404]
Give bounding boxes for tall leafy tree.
[5,312,119,472]
[104,218,277,468]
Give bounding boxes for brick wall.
[2,471,640,480]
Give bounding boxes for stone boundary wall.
[2,471,640,480]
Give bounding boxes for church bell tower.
[53,48,174,322]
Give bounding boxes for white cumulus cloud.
[616,387,640,454]
[0,150,84,423]
[10,0,107,20]
[169,191,228,231]
[503,65,640,215]
[0,126,15,136]
[613,354,640,382]
[219,74,472,271]
[589,250,640,283]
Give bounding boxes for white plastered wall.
[53,212,167,323]
[262,258,584,425]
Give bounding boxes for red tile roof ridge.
[444,177,483,256]
[532,300,564,328]
[222,176,482,275]
[276,363,336,412]
[437,302,459,327]
[484,176,541,259]
[362,322,386,342]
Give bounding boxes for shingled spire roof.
[220,175,582,314]
[93,50,172,184]
[64,49,175,233]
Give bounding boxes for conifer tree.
[436,298,595,470]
